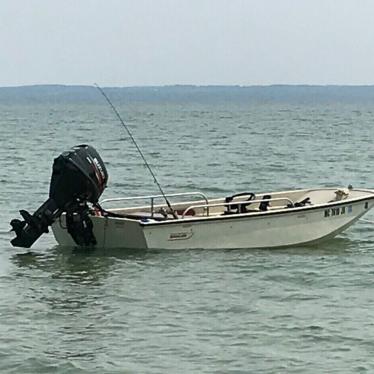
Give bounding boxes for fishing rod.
[94,84,177,219]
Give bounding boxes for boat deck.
[99,187,373,222]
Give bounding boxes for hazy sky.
[1,0,374,86]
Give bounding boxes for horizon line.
[2,83,374,89]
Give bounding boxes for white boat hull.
[52,188,374,250]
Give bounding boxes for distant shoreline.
[1,84,374,104]
[1,84,374,89]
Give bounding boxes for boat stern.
[52,214,148,249]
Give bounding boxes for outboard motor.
[10,145,108,248]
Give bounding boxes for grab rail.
[181,197,294,219]
[100,192,209,218]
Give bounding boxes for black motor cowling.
[10,145,108,248]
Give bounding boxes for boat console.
[10,145,108,248]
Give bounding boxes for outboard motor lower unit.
[10,145,108,248]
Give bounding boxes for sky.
[1,0,374,87]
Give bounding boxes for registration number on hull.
[324,205,352,217]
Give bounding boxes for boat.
[51,186,374,249]
[9,145,374,250]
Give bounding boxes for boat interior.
[97,187,373,222]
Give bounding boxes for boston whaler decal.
[168,229,193,241]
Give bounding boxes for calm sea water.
[1,98,374,373]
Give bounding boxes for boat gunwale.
[100,189,374,226]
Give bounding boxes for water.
[1,94,374,373]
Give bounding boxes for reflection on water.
[11,234,361,271]
[11,245,155,285]
[265,236,359,256]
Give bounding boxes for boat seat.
[259,195,271,211]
